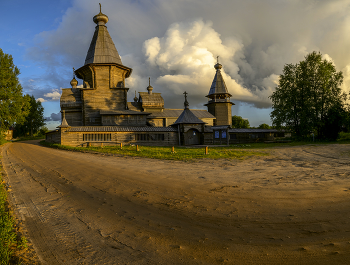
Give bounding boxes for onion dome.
[214,62,222,70]
[70,78,78,88]
[93,3,108,25]
[147,77,153,95]
[70,68,78,88]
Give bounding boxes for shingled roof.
[172,109,206,125]
[171,92,206,125]
[207,62,232,97]
[148,109,215,119]
[67,126,177,132]
[84,6,123,65]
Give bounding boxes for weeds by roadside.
[40,138,350,162]
[0,141,29,265]
[0,172,28,264]
[40,141,269,161]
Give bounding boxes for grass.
[0,145,28,264]
[0,172,28,264]
[39,136,350,161]
[40,141,269,161]
[0,173,17,265]
[338,132,350,141]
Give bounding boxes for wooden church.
[46,5,280,147]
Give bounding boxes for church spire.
[84,4,123,65]
[207,57,230,98]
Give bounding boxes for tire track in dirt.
[2,141,350,264]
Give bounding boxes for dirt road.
[2,140,350,264]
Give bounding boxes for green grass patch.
[0,175,16,265]
[338,132,350,142]
[40,141,269,161]
[0,172,28,264]
[230,139,350,149]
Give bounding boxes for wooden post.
[88,142,91,148]
[136,145,139,152]
[101,142,103,148]
[120,143,123,149]
[171,146,175,153]
[205,146,209,155]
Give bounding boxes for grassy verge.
[229,139,350,149]
[0,145,28,265]
[40,141,269,161]
[40,138,350,161]
[0,172,28,265]
[0,173,17,264]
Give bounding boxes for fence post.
[101,143,103,148]
[120,143,123,149]
[136,145,139,152]
[88,142,91,148]
[171,146,175,153]
[205,146,209,155]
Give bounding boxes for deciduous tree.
[0,48,30,132]
[258,123,270,129]
[14,95,45,137]
[270,51,346,139]
[232,115,250,128]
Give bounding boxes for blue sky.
[2,0,350,129]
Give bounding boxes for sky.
[2,0,350,129]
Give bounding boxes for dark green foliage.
[0,134,6,145]
[38,126,49,136]
[321,102,346,140]
[232,115,250,128]
[14,95,45,137]
[258,123,270,129]
[0,48,30,133]
[270,51,346,139]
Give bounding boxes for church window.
[221,131,226,138]
[135,133,164,141]
[83,133,111,141]
[215,131,220,138]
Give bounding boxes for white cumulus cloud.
[36,98,46,103]
[44,89,61,101]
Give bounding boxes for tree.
[258,123,270,129]
[14,95,45,137]
[270,51,346,139]
[0,48,30,132]
[321,102,346,140]
[232,115,250,128]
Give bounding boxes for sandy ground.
[1,140,350,264]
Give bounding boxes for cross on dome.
[183,91,189,109]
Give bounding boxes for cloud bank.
[45,112,61,122]
[23,0,350,111]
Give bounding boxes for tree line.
[231,115,271,129]
[0,48,46,140]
